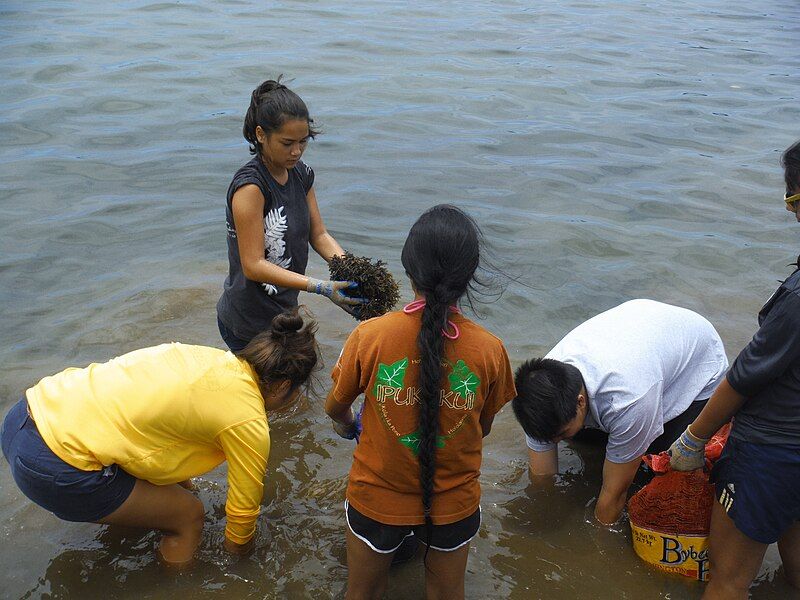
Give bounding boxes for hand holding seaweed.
[306,277,367,316]
[329,252,400,321]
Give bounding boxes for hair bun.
[270,309,304,335]
[253,77,287,102]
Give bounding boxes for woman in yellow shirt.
[1,309,317,566]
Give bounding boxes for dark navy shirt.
[729,265,800,445]
[216,157,314,342]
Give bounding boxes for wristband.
[679,426,708,453]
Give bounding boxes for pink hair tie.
[403,301,461,339]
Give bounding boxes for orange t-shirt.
[330,309,516,525]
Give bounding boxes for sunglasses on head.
[785,191,800,210]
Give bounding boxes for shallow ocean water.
[1,0,799,598]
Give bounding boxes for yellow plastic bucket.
[630,522,710,581]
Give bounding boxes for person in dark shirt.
[216,78,365,351]
[670,139,800,599]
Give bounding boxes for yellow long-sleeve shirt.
[26,343,270,544]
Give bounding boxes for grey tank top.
[216,157,314,342]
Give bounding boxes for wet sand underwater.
[2,0,800,597]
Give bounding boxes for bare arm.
[595,457,641,525]
[690,291,800,440]
[306,187,344,262]
[528,447,559,476]
[325,389,355,426]
[232,185,311,289]
[689,377,747,440]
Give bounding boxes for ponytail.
[242,76,320,157]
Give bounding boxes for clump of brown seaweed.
[329,252,400,321]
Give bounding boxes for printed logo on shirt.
[372,357,409,395]
[372,357,480,456]
[261,206,291,295]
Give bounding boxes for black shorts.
[345,500,480,553]
[217,317,250,353]
[1,399,136,522]
[711,435,800,544]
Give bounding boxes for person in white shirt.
[512,299,728,524]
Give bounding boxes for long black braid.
[417,293,450,529]
[401,205,481,561]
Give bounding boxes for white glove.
[668,426,708,471]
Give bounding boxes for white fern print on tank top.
[262,206,291,295]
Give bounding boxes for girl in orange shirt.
[326,205,516,599]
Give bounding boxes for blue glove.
[306,278,367,315]
[668,426,708,471]
[333,405,363,442]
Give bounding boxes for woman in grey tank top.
[216,78,365,351]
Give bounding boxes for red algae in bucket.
[628,469,715,535]
[627,424,730,582]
